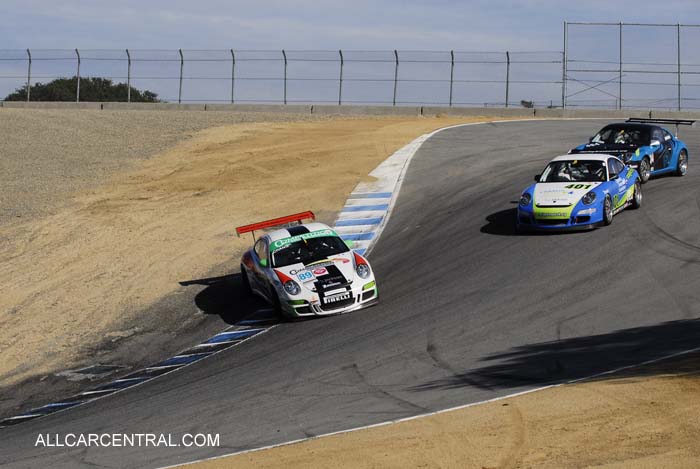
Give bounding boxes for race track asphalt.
[2,120,700,468]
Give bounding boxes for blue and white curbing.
[334,132,434,257]
[0,308,279,429]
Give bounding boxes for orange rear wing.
[236,211,315,240]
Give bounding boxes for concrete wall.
[1,101,699,121]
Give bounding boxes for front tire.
[603,196,614,226]
[638,157,651,184]
[630,181,642,209]
[676,150,688,177]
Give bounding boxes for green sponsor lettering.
[270,229,337,251]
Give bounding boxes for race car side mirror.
[588,137,593,143]
[534,174,540,182]
[345,240,355,249]
[650,139,661,147]
[259,259,268,268]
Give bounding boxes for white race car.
[237,212,378,319]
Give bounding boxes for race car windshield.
[272,236,349,267]
[540,160,606,183]
[591,126,650,146]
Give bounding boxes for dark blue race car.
[569,118,695,183]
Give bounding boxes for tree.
[4,77,160,102]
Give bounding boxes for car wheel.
[630,181,642,209]
[638,157,651,183]
[271,291,292,321]
[603,196,614,225]
[676,150,688,177]
[240,264,251,295]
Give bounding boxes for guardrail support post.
[178,49,184,104]
[282,49,287,105]
[505,51,510,108]
[393,50,399,106]
[230,49,236,104]
[677,23,682,111]
[338,49,344,106]
[26,48,32,102]
[126,49,131,102]
[618,22,623,110]
[449,50,454,107]
[75,48,81,102]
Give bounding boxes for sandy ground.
[0,110,489,417]
[184,354,700,469]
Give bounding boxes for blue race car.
[569,118,695,183]
[517,154,641,231]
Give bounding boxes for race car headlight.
[356,263,370,279]
[283,280,301,296]
[582,191,596,205]
[519,193,532,207]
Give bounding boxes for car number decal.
[297,271,314,282]
[564,184,592,190]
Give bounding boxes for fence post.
[126,49,131,102]
[505,51,510,108]
[449,50,454,107]
[677,23,681,111]
[618,22,623,110]
[562,21,567,109]
[338,49,344,106]
[178,49,184,104]
[75,48,81,103]
[282,49,288,105]
[230,49,236,104]
[26,49,32,102]
[393,50,399,106]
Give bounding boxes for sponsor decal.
[537,212,569,218]
[270,229,336,251]
[296,271,314,282]
[323,292,351,304]
[312,267,328,276]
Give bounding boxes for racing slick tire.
[240,264,252,295]
[676,149,688,177]
[638,157,651,184]
[603,196,614,226]
[630,181,642,210]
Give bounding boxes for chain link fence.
[564,22,700,110]
[2,24,700,110]
[0,49,565,108]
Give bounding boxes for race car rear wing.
[236,211,315,241]
[626,117,695,137]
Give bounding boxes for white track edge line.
[164,345,700,469]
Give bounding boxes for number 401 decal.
[564,184,592,189]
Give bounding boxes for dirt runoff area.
[0,109,492,417]
[183,353,700,469]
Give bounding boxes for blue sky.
[1,1,699,108]
[2,0,697,50]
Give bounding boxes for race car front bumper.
[517,207,601,232]
[285,282,379,318]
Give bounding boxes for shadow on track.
[412,319,700,392]
[179,273,268,325]
[480,208,519,236]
